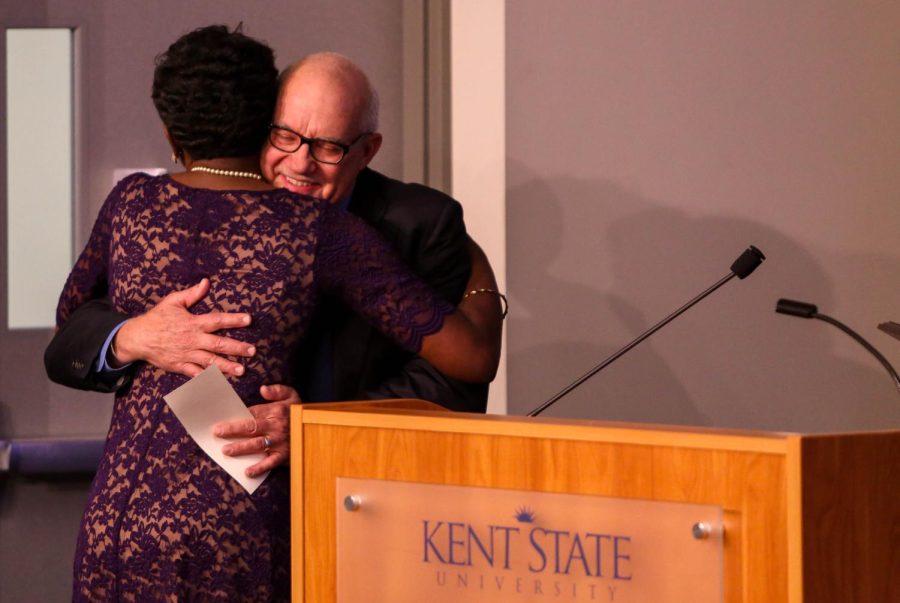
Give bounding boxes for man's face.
[261,68,381,203]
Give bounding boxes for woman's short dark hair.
[152,25,278,160]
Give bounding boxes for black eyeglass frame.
[268,124,369,165]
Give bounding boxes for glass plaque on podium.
[336,478,723,602]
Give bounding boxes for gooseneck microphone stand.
[775,299,900,396]
[528,246,766,417]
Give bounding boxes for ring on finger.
[262,435,272,452]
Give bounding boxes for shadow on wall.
[0,400,9,441]
[0,400,8,510]
[507,164,900,432]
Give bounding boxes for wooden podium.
[290,400,898,602]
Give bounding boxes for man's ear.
[359,132,383,167]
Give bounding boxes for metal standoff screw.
[692,522,712,540]
[343,495,362,511]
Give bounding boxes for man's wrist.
[111,318,139,365]
[107,334,125,368]
[95,320,134,374]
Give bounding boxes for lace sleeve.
[313,203,454,353]
[54,178,128,326]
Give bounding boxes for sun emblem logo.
[514,506,536,523]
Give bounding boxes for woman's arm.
[54,182,124,326]
[419,237,503,382]
[316,207,503,383]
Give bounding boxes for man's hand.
[214,384,300,477]
[113,278,255,377]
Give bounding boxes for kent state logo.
[422,505,633,580]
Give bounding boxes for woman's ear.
[163,125,182,163]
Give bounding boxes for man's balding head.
[261,52,383,202]
[280,53,380,134]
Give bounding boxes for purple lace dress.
[56,173,452,602]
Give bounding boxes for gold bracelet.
[463,288,508,319]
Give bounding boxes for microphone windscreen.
[775,298,818,318]
[730,245,765,279]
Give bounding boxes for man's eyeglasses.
[268,124,369,165]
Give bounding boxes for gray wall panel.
[506,1,900,430]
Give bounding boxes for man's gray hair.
[280,52,380,133]
[358,82,380,133]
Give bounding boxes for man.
[45,53,502,475]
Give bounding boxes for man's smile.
[281,173,320,194]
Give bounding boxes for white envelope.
[163,365,269,494]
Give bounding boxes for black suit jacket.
[44,168,488,412]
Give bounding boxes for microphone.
[528,245,766,417]
[775,299,900,395]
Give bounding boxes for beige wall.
[506,1,900,430]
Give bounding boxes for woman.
[58,25,496,601]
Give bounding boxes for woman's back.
[61,172,453,601]
[64,173,317,600]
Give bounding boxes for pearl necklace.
[190,165,263,180]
